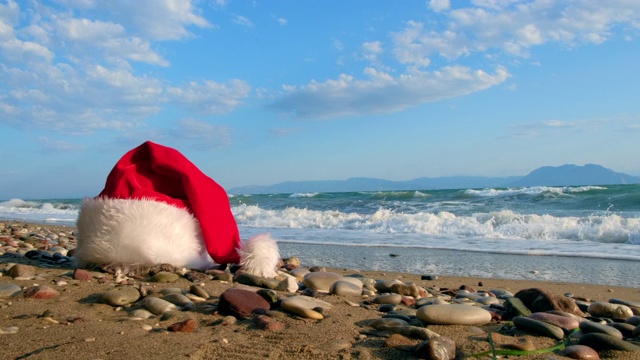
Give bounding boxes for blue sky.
[1,0,639,199]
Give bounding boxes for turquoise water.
[2,184,639,261]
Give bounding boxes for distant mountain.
[511,164,640,187]
[228,164,639,195]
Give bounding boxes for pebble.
[167,318,197,333]
[579,320,624,339]
[218,288,270,319]
[587,301,633,320]
[256,289,279,305]
[374,279,403,293]
[563,345,600,359]
[417,304,492,326]
[302,271,344,292]
[390,283,420,298]
[7,264,36,278]
[129,309,155,319]
[0,326,19,334]
[234,273,280,290]
[0,284,21,298]
[288,268,310,282]
[73,268,93,281]
[162,293,193,307]
[414,336,456,360]
[515,288,583,316]
[100,286,141,306]
[528,311,580,330]
[329,280,362,297]
[369,317,409,330]
[189,284,210,299]
[512,316,565,340]
[23,285,60,299]
[254,314,285,331]
[578,333,640,352]
[626,315,640,326]
[372,293,402,305]
[280,295,332,320]
[144,297,178,315]
[150,271,180,283]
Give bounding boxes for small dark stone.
[24,250,41,259]
[515,288,583,316]
[185,271,209,283]
[389,254,400,257]
[578,333,640,352]
[414,336,456,359]
[301,288,319,297]
[421,275,438,281]
[379,304,396,313]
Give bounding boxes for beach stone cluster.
[1,221,640,359]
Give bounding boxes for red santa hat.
[75,141,279,276]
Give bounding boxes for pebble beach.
[1,221,640,360]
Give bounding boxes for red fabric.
[98,141,241,264]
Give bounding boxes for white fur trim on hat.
[238,234,280,278]
[75,197,215,270]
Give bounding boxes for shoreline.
[1,221,640,359]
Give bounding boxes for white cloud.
[362,41,383,62]
[278,17,288,26]
[429,0,450,12]
[37,137,86,152]
[95,0,211,41]
[394,0,640,63]
[268,65,510,119]
[167,80,252,114]
[232,15,254,27]
[172,119,232,150]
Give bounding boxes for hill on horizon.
[228,164,640,194]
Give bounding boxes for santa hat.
[75,141,279,277]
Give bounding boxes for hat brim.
[75,197,215,270]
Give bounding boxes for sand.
[1,222,639,360]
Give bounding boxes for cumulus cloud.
[232,15,253,27]
[395,0,640,62]
[167,80,252,114]
[268,66,510,119]
[429,0,450,12]
[0,1,248,136]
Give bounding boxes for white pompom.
[238,234,280,278]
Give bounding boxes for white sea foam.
[465,186,607,197]
[232,205,640,244]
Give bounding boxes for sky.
[1,0,639,199]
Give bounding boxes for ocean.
[1,184,639,286]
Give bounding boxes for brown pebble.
[563,345,600,359]
[73,269,93,281]
[23,285,60,299]
[7,264,36,278]
[167,318,196,333]
[385,334,417,351]
[254,315,285,331]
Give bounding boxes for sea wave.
[232,204,640,244]
[465,186,607,197]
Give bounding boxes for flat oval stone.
[150,271,180,283]
[167,318,196,333]
[390,283,420,298]
[609,322,636,338]
[369,317,409,330]
[563,345,600,359]
[578,333,640,352]
[129,309,154,319]
[579,321,623,339]
[513,316,565,340]
[189,285,210,300]
[101,286,140,306]
[329,280,362,297]
[505,297,532,317]
[218,288,270,319]
[372,293,402,305]
[0,284,21,298]
[144,297,177,315]
[162,293,193,307]
[23,285,60,299]
[529,312,579,330]
[280,301,323,319]
[417,304,492,326]
[345,274,375,290]
[587,302,633,320]
[7,264,36,278]
[234,273,280,290]
[289,268,310,282]
[302,272,343,292]
[475,296,500,306]
[374,279,403,293]
[626,316,640,326]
